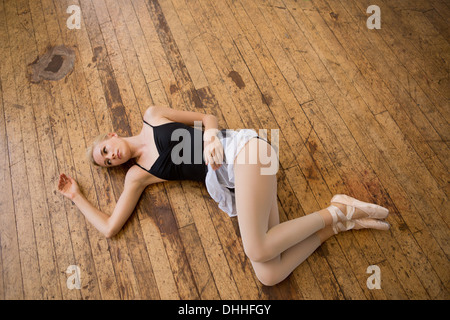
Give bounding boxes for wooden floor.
[0,0,449,300]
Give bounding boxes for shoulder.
[144,106,166,122]
[144,105,210,127]
[125,164,160,188]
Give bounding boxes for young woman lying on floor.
[58,106,389,286]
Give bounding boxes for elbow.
[104,227,120,239]
[204,114,217,123]
[103,222,119,239]
[104,229,115,239]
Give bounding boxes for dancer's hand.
[57,173,81,200]
[204,129,223,171]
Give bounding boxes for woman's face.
[93,133,130,167]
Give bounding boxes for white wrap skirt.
[204,129,260,217]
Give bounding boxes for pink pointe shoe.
[327,194,390,234]
[330,194,389,221]
[330,217,390,234]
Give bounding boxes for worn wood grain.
[0,0,448,300]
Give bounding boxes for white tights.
[234,138,332,286]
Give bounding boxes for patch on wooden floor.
[329,12,339,20]
[228,70,245,89]
[28,45,75,83]
[261,93,273,106]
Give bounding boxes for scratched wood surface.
[0,0,449,300]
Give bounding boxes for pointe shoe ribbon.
[327,194,390,235]
[327,205,349,234]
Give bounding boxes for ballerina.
[58,106,390,286]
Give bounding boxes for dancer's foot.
[332,217,390,234]
[327,194,390,234]
[330,194,389,221]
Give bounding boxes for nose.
[107,151,116,161]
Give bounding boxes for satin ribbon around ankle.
[327,205,356,234]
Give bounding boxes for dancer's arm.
[145,105,218,130]
[57,167,157,238]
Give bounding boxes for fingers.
[57,176,65,192]
[57,173,71,192]
[61,173,69,183]
[58,173,66,187]
[205,151,223,171]
[60,173,76,183]
[214,147,223,164]
[210,148,219,164]
[204,140,224,168]
[204,146,214,166]
[205,150,221,169]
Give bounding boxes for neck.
[123,134,146,159]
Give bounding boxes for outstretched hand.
[57,173,80,200]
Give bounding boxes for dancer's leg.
[248,193,336,286]
[250,233,322,286]
[234,138,386,286]
[234,138,327,263]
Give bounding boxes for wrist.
[71,191,83,203]
[204,128,219,142]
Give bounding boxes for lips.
[117,150,121,160]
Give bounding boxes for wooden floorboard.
[0,0,448,300]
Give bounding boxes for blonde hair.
[86,133,109,166]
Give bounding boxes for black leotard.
[135,120,208,182]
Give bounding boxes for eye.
[107,159,112,165]
[103,146,107,154]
